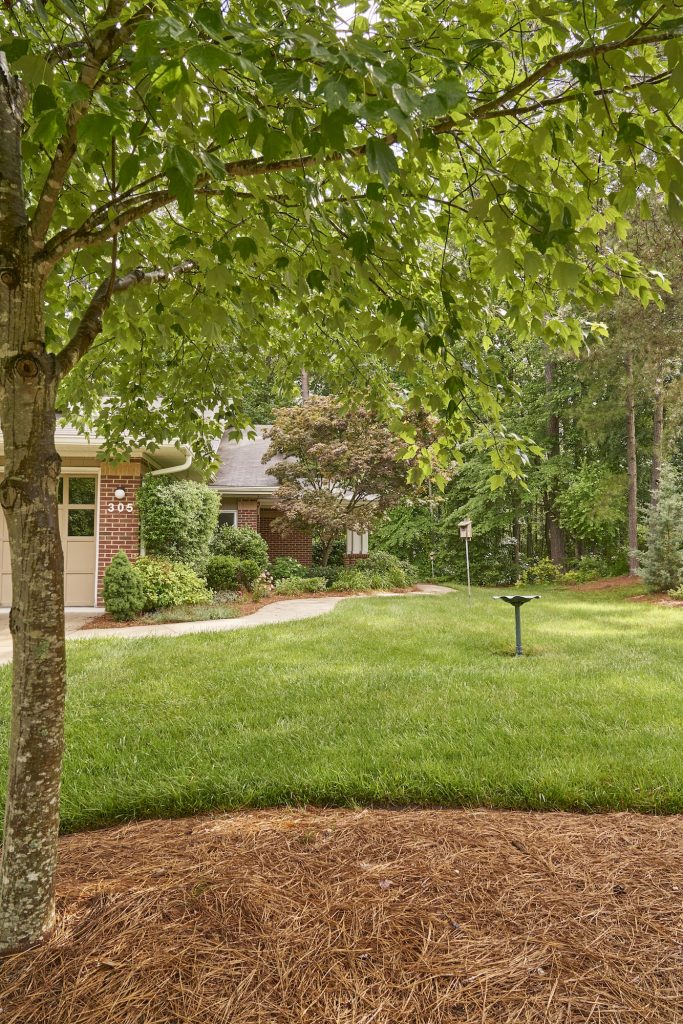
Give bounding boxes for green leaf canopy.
[3,0,682,460]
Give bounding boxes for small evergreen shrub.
[269,556,308,581]
[273,576,327,596]
[211,525,269,569]
[519,558,563,585]
[134,557,211,611]
[137,477,219,572]
[103,551,145,620]
[205,555,262,592]
[639,465,683,593]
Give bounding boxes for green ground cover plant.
[1,585,681,836]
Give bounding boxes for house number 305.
[107,502,134,513]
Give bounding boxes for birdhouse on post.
[459,519,473,598]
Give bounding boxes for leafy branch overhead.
[1,0,683,457]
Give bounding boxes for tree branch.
[30,1,148,249]
[56,260,196,378]
[0,53,27,264]
[37,23,682,265]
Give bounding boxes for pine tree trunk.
[651,383,664,506]
[0,63,67,955]
[625,353,639,575]
[544,361,566,565]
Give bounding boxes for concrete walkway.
[0,585,452,665]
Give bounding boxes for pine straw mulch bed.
[2,808,682,1024]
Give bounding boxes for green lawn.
[2,584,683,834]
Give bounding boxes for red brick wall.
[344,553,369,566]
[237,500,260,532]
[97,462,144,602]
[259,508,313,566]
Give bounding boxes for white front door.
[0,474,98,607]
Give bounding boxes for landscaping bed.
[84,586,418,629]
[3,806,681,1024]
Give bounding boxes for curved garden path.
[0,585,452,664]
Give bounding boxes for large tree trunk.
[543,361,566,565]
[0,297,65,956]
[651,381,664,506]
[0,63,67,955]
[625,352,639,575]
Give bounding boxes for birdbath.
[493,595,540,656]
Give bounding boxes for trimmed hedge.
[211,525,269,568]
[205,555,261,592]
[137,477,219,572]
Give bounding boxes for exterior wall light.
[114,487,126,500]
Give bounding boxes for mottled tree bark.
[625,352,639,575]
[0,57,66,956]
[0,347,64,955]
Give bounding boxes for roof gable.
[211,426,278,492]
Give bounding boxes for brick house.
[211,427,369,568]
[0,423,366,609]
[210,426,314,566]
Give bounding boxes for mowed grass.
[1,584,683,834]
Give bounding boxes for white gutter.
[149,449,193,476]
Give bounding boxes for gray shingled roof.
[210,426,279,492]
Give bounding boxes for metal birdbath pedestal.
[493,595,540,656]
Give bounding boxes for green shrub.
[269,556,309,581]
[333,567,410,591]
[519,558,563,585]
[133,557,212,611]
[334,569,369,590]
[211,525,269,569]
[356,551,416,587]
[205,555,261,592]
[274,576,327,596]
[102,551,145,620]
[137,477,219,572]
[306,564,340,586]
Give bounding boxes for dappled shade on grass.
[2,806,682,1023]
[1,585,682,832]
